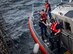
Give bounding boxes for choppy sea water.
[0,0,68,54]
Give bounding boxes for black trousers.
[39,22,48,40]
[48,12,52,20]
[50,32,61,51]
[56,33,61,52]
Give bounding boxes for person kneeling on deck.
[45,0,52,19]
[50,19,61,52]
[39,9,48,41]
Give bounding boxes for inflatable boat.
[28,0,73,54]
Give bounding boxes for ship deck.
[28,10,71,54]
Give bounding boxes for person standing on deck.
[50,19,61,52]
[45,0,52,20]
[39,9,48,41]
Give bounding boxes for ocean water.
[0,0,69,54]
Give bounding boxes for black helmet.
[41,9,44,11]
[50,19,55,23]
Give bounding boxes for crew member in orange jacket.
[50,19,61,52]
[39,9,48,40]
[45,0,52,19]
[45,1,49,13]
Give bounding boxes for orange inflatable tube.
[28,17,48,54]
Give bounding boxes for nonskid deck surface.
[33,11,70,54]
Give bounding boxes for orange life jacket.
[50,22,59,33]
[40,11,47,21]
[45,3,49,10]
